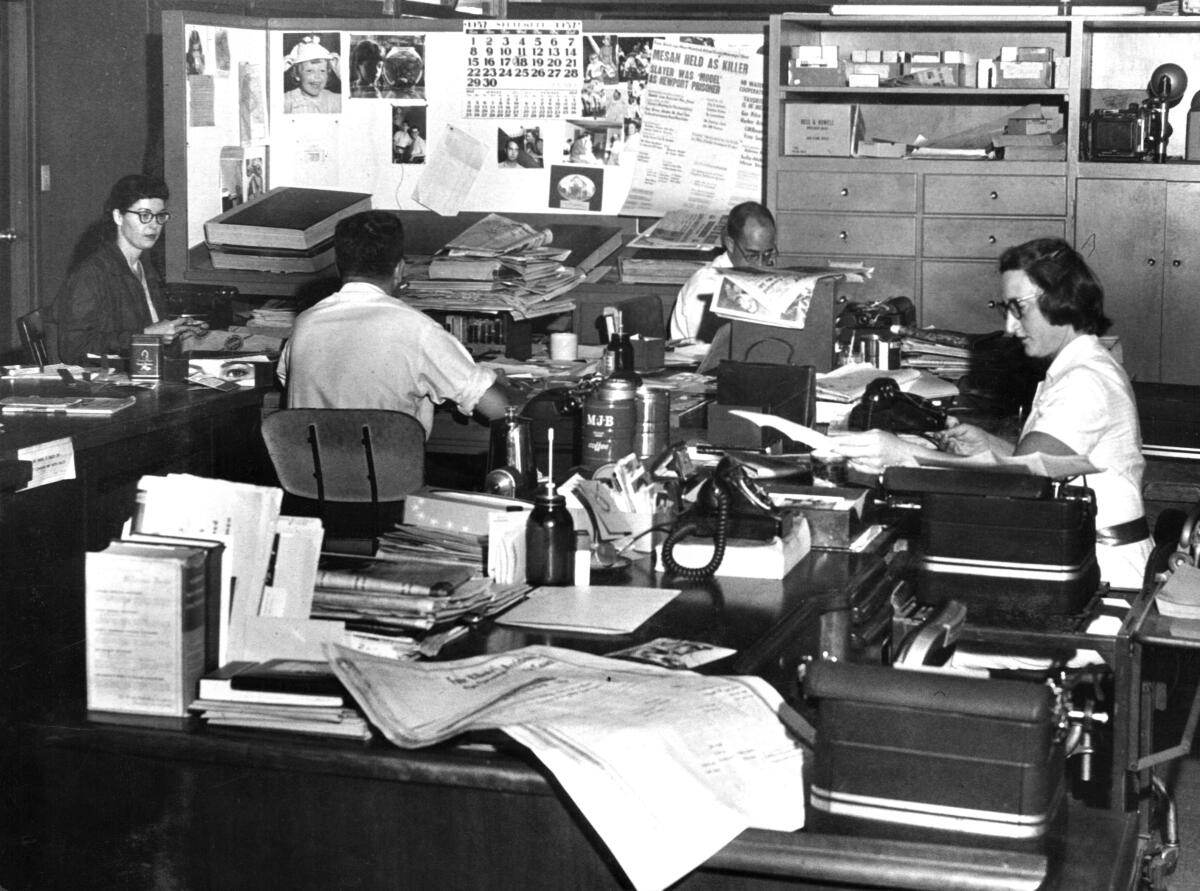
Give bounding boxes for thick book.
[198,660,347,707]
[86,541,209,726]
[203,186,372,252]
[121,532,226,672]
[207,240,336,274]
[0,395,137,416]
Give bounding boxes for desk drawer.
[778,213,915,256]
[923,175,1066,216]
[778,172,917,213]
[923,217,1067,259]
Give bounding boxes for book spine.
[313,569,456,597]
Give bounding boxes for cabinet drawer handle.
[840,188,849,197]
[987,235,997,245]
[989,191,999,200]
[1147,258,1157,267]
[1173,259,1182,268]
[838,230,848,240]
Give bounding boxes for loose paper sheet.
[496,585,679,634]
[414,123,485,214]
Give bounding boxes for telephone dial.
[660,453,799,580]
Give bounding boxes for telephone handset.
[660,455,795,580]
[848,377,948,436]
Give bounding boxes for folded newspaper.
[326,644,808,891]
[711,265,868,330]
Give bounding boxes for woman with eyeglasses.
[52,174,206,364]
[835,237,1153,591]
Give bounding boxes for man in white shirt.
[278,211,511,437]
[668,202,778,342]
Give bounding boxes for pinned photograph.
[497,126,543,169]
[392,105,427,164]
[349,34,425,100]
[548,165,603,211]
[282,33,342,115]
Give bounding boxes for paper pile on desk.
[327,644,807,891]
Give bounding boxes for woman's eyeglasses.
[123,209,171,225]
[987,293,1039,321]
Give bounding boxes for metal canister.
[486,406,537,497]
[635,386,670,463]
[581,376,638,474]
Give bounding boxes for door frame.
[5,0,36,350]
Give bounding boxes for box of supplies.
[783,104,863,157]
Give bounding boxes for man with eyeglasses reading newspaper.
[667,201,779,344]
[52,174,207,364]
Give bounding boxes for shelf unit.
[767,12,1200,384]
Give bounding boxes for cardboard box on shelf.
[784,104,863,157]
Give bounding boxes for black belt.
[1095,517,1150,547]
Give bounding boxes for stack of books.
[191,658,373,740]
[310,555,529,634]
[203,187,372,274]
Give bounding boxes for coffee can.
[635,386,670,462]
[581,377,638,474]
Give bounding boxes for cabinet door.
[1074,178,1165,383]
[1162,182,1200,385]
[922,260,1003,332]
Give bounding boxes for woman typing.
[833,238,1153,593]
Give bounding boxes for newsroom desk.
[20,551,1149,891]
[0,379,265,887]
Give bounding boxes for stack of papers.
[627,210,727,251]
[402,213,585,320]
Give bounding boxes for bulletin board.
[163,11,766,285]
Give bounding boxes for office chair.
[17,309,50,368]
[261,408,425,555]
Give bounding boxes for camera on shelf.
[1086,102,1162,162]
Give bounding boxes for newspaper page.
[711,268,848,330]
[327,644,806,891]
[620,39,763,216]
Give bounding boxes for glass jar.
[525,488,575,586]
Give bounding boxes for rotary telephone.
[660,454,799,580]
[848,377,948,436]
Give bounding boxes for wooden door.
[1075,178,1165,383]
[2,2,34,356]
[1162,182,1200,385]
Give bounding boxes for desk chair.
[262,409,425,555]
[17,309,50,368]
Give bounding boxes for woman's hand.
[828,428,926,474]
[144,316,209,344]
[934,418,1006,457]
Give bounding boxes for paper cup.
[550,332,579,361]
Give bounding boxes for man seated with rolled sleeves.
[668,201,778,343]
[277,210,513,437]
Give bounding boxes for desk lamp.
[1146,62,1188,163]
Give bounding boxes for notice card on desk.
[496,586,678,635]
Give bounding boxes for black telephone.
[660,455,797,580]
[848,377,948,436]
